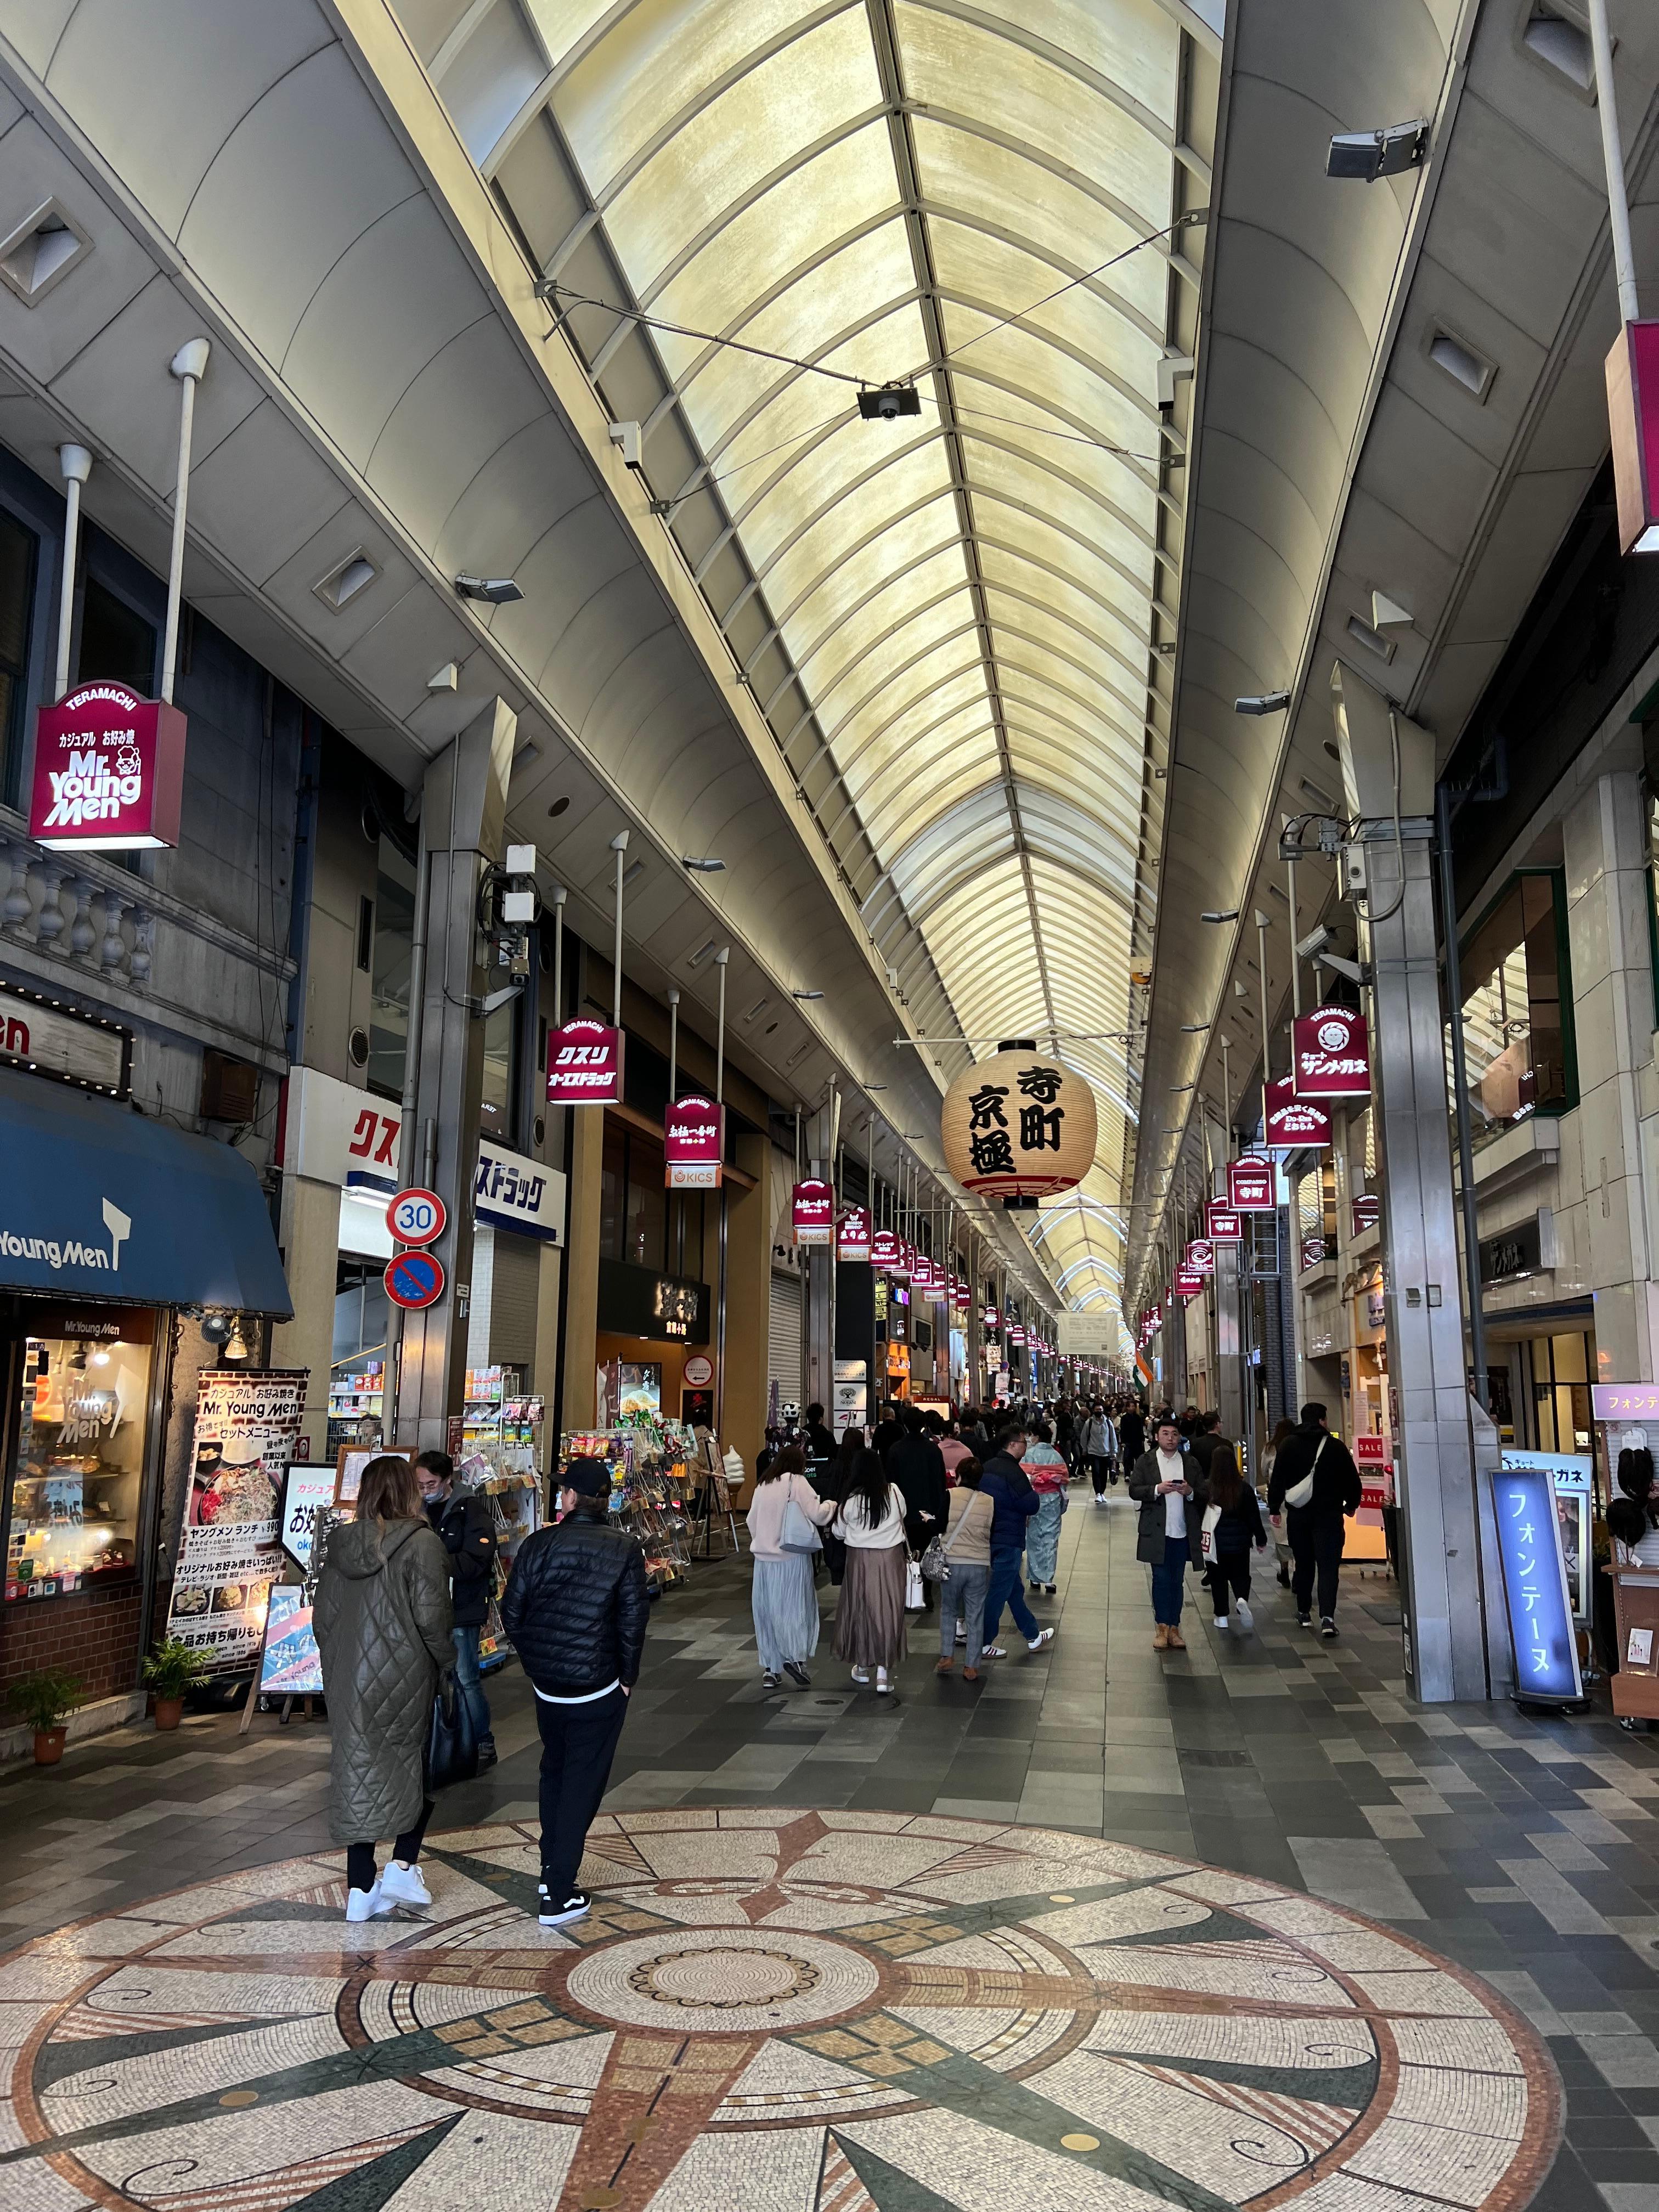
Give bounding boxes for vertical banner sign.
[1291,1003,1370,1099]
[1263,1074,1334,1150]
[1491,1463,1584,1703]
[664,1095,724,1188]
[792,1178,834,1246]
[30,681,187,852]
[1185,1238,1215,1277]
[546,1018,624,1105]
[1227,1155,1276,1211]
[837,1206,873,1262]
[871,1226,904,1272]
[185,1370,308,1531]
[1205,1201,1243,1243]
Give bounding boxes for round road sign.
[385,1249,446,1310]
[386,1187,446,1246]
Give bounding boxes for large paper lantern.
[942,1043,1097,1206]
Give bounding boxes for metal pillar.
[1334,666,1494,1701]
[805,1086,839,1415]
[394,697,516,1453]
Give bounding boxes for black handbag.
[425,1667,479,1792]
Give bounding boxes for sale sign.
[1263,1074,1333,1150]
[546,1019,624,1105]
[1228,1155,1276,1211]
[30,682,187,851]
[1206,1201,1243,1243]
[837,1206,873,1262]
[1293,1002,1370,1098]
[793,1178,834,1245]
[665,1094,723,1188]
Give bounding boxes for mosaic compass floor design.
[0,1810,1559,2212]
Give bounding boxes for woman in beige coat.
[314,1455,453,1921]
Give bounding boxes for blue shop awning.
[0,1068,292,1315]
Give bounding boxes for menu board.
[165,1523,279,1670]
[188,1370,308,1530]
[278,1466,340,1574]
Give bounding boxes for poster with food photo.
[165,1523,279,1669]
[188,1370,308,1530]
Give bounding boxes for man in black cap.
[501,1457,648,1926]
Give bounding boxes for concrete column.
[1564,770,1659,1383]
[562,1099,605,1429]
[271,1173,340,1455]
[394,698,515,1453]
[1335,667,1494,1702]
[533,1242,563,1415]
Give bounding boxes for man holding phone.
[1128,1412,1209,1650]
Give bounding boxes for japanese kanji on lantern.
[940,1043,1097,1206]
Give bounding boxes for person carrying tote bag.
[745,1444,834,1688]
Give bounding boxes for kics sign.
[30,682,187,851]
[664,1094,723,1189]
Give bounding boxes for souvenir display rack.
[458,1377,545,1671]
[558,1416,693,1590]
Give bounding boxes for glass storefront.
[4,1311,155,1603]
[1452,872,1573,1148]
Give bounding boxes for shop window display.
[1451,871,1573,1148]
[5,1317,153,1601]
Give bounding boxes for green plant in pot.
[142,1639,208,1730]
[8,1668,84,1765]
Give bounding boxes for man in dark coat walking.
[1267,1402,1363,1635]
[888,1409,949,1607]
[502,1458,649,1926]
[416,1449,499,1769]
[1127,1411,1208,1649]
[979,1421,1054,1658]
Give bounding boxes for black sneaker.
[477,1739,498,1772]
[1296,1613,1312,1629]
[782,1661,811,1688]
[538,1885,591,1927]
[1321,1617,1338,1639]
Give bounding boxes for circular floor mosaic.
[0,1810,1559,2211]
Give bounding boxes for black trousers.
[1089,1456,1114,1494]
[1204,1554,1251,1615]
[346,1800,432,1894]
[1291,1515,1345,1619]
[537,1686,630,1899]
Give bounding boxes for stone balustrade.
[0,837,155,991]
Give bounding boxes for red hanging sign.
[546,1019,624,1105]
[1185,1238,1215,1277]
[1301,1233,1329,1271]
[837,1205,873,1262]
[871,1227,904,1272]
[1263,1074,1333,1150]
[30,682,187,852]
[1291,1002,1370,1098]
[792,1178,834,1245]
[1173,1267,1204,1297]
[1352,1193,1381,1235]
[1206,1201,1243,1243]
[1228,1155,1276,1211]
[664,1094,723,1188]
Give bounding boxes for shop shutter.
[488,1228,540,1371]
[769,1269,803,1410]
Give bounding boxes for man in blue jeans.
[978,1421,1057,1661]
[417,1449,499,1768]
[1127,1412,1206,1650]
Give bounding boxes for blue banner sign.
[1492,1464,1584,1703]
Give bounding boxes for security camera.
[857,385,921,421]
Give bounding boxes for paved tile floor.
[1,1488,1656,2210]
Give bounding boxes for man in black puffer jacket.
[501,1458,648,1926]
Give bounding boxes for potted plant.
[8,1668,84,1764]
[141,1639,208,1730]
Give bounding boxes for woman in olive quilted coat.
[314,1455,453,1921]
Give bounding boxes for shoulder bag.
[425,1668,479,1792]
[1283,1435,1327,1513]
[921,1496,980,1583]
[777,1476,823,1555]
[1199,1502,1222,1564]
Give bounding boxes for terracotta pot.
[33,1727,66,1766]
[153,1697,184,1732]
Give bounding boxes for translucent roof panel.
[416,0,1209,1317]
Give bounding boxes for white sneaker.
[379,1861,431,1908]
[1026,1627,1056,1651]
[1233,1599,1252,1632]
[1213,1615,1229,1630]
[850,1666,870,1684]
[345,1883,392,1922]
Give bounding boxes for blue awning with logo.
[0,1068,292,1314]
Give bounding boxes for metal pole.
[714,951,729,1102]
[1286,834,1302,1018]
[385,803,431,1444]
[1589,0,1640,322]
[714,960,729,1444]
[609,831,628,1026]
[1255,907,1273,1094]
[1219,1035,1232,1163]
[551,885,566,1020]
[161,340,209,704]
[667,986,679,1104]
[53,445,91,701]
[1437,780,1489,1410]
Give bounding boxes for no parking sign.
[385,1249,445,1310]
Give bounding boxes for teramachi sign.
[30,682,187,851]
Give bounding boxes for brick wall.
[0,1585,143,1703]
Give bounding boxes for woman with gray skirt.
[745,1443,835,1688]
[831,1448,909,1695]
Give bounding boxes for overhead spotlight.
[1234,691,1290,715]
[681,855,725,872]
[455,574,523,604]
[223,1316,251,1364]
[1200,910,1239,924]
[792,989,825,1001]
[857,383,921,421]
[1326,120,1429,182]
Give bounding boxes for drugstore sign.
[546,1019,624,1105]
[476,1137,566,1243]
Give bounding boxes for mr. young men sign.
[30,683,187,852]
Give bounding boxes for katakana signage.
[546,1019,624,1105]
[1263,1074,1333,1150]
[871,1227,904,1272]
[1491,1462,1583,1705]
[30,681,187,853]
[1292,1002,1370,1099]
[941,1046,1097,1203]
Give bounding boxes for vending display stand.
[558,1419,693,1590]
[1612,1567,1659,1730]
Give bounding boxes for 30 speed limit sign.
[386,1187,446,1246]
